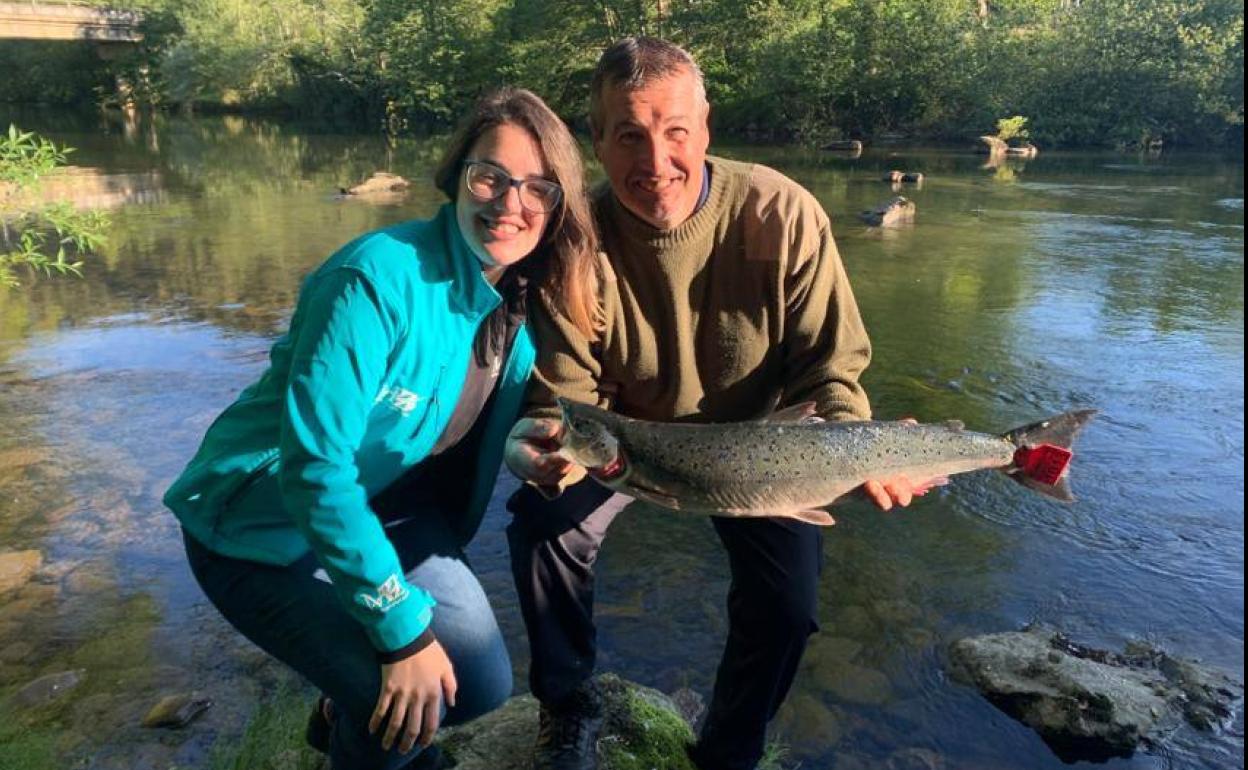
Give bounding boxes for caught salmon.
[556,399,1096,526]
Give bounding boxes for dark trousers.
[185,511,513,770]
[506,479,822,770]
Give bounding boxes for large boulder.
[439,674,699,770]
[949,626,1242,762]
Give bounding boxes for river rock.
[439,673,698,770]
[949,626,1243,762]
[340,171,411,197]
[141,691,213,728]
[12,669,86,708]
[0,549,42,594]
[859,196,916,227]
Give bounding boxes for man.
[505,37,924,770]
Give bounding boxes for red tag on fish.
[1013,444,1072,486]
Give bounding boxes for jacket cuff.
[377,627,436,664]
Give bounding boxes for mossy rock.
[440,674,697,770]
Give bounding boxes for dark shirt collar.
[694,161,711,214]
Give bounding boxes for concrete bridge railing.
[0,1,142,43]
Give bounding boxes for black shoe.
[532,688,603,770]
[305,695,333,754]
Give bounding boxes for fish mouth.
[586,447,628,481]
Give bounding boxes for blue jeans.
[183,512,513,770]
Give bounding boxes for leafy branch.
[0,125,109,289]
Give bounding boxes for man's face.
[593,68,710,230]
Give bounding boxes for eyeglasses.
[463,159,562,214]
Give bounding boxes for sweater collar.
[606,156,730,251]
[439,203,504,317]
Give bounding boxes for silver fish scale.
[613,419,1016,513]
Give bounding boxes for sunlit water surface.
[0,111,1241,770]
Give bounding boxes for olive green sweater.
[526,155,872,438]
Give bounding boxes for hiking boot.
[532,685,603,770]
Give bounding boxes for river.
[0,110,1242,770]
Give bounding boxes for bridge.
[0,1,142,43]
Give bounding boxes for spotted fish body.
[557,399,1096,526]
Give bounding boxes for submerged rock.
[439,673,698,770]
[0,549,42,594]
[12,669,86,708]
[949,626,1243,762]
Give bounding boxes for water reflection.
[0,115,1242,769]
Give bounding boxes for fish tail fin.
[1002,410,1098,502]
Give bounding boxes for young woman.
[164,88,598,770]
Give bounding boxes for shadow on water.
[0,115,1242,769]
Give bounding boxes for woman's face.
[456,122,554,276]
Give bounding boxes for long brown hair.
[435,87,600,344]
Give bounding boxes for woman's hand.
[858,418,948,510]
[368,640,458,754]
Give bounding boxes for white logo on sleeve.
[356,574,410,612]
[375,386,423,415]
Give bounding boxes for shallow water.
[0,112,1242,769]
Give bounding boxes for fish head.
[557,398,621,470]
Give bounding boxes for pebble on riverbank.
[141,692,213,729]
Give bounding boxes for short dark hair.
[588,36,707,137]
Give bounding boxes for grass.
[207,683,323,770]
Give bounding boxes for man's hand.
[369,640,458,754]
[504,417,574,487]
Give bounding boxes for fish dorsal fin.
[766,402,824,424]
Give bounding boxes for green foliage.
[0,126,109,289]
[2,0,1243,147]
[994,116,1030,143]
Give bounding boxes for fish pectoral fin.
[782,509,838,527]
[766,402,822,423]
[626,479,683,510]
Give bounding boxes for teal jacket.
[164,204,535,655]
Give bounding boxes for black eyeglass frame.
[462,159,563,214]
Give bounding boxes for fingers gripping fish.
[554,398,1097,527]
